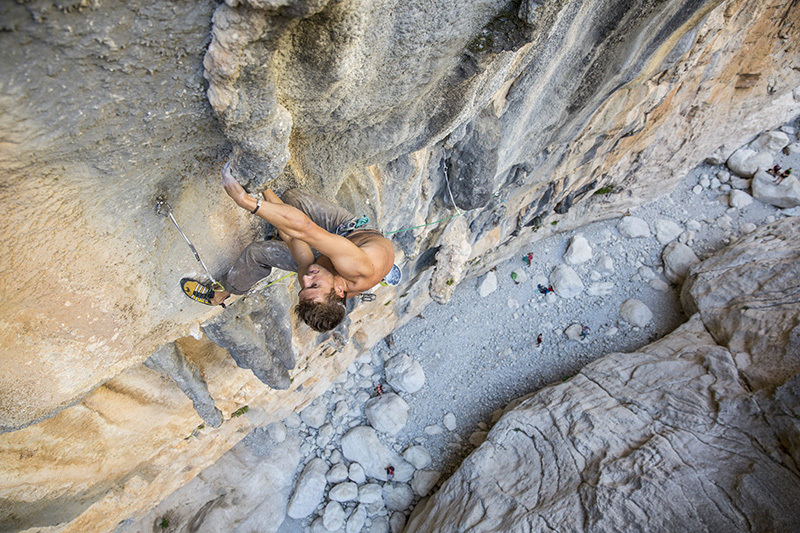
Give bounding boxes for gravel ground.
[270,120,800,532]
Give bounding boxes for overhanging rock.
[202,282,298,389]
[144,342,223,427]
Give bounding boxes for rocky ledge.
[406,216,800,532]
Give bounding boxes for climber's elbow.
[281,213,317,241]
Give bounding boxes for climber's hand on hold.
[221,160,250,209]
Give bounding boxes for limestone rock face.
[682,216,800,391]
[2,0,800,530]
[406,218,800,531]
[125,434,303,533]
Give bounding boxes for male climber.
[181,162,396,332]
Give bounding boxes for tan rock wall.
[0,0,798,530]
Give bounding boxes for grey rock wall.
[406,217,800,532]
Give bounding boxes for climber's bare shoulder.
[347,231,395,288]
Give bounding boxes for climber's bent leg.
[220,240,299,295]
[281,188,355,234]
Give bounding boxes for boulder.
[751,168,800,208]
[341,426,414,482]
[357,483,384,504]
[300,401,328,429]
[348,463,366,484]
[346,505,367,533]
[322,501,345,531]
[563,235,593,265]
[564,324,584,341]
[619,299,653,327]
[595,254,615,276]
[329,482,358,502]
[326,464,349,484]
[385,353,426,393]
[726,147,773,178]
[365,393,410,435]
[287,458,328,519]
[662,242,700,283]
[682,217,800,391]
[749,130,790,152]
[383,483,415,511]
[390,512,407,533]
[478,271,498,297]
[728,189,753,209]
[402,446,432,469]
[654,218,683,244]
[549,265,584,298]
[587,282,614,296]
[616,216,650,238]
[371,516,391,533]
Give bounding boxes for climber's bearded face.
[299,264,335,303]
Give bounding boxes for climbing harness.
[336,215,371,236]
[156,196,225,292]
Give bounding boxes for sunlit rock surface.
[406,218,800,532]
[1,0,799,530]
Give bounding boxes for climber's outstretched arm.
[221,163,313,236]
[221,164,373,280]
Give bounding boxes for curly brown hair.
[294,288,346,332]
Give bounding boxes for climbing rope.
[383,147,463,235]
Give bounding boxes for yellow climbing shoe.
[181,278,216,306]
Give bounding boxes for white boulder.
[346,505,367,533]
[348,463,366,484]
[619,299,653,327]
[300,402,328,429]
[595,254,615,276]
[385,353,425,393]
[564,324,584,342]
[287,458,329,519]
[329,482,358,502]
[402,446,431,469]
[729,189,753,209]
[383,483,415,511]
[549,265,584,298]
[750,131,790,153]
[662,242,700,283]
[654,219,683,244]
[726,147,773,178]
[365,393,409,436]
[587,282,614,297]
[616,216,651,238]
[563,235,593,265]
[478,271,498,297]
[751,169,800,209]
[341,426,414,482]
[390,512,407,533]
[326,464,349,484]
[357,483,384,504]
[322,501,345,531]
